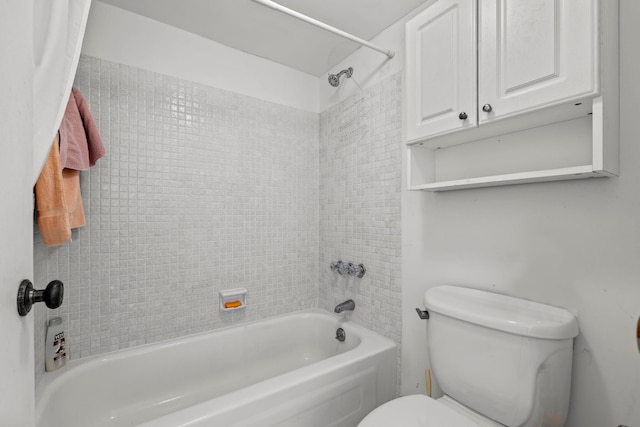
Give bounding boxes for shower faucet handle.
[330,260,366,277]
[348,263,366,278]
[337,262,350,275]
[330,260,350,275]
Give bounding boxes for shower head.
[328,67,353,87]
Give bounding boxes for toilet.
[359,285,579,427]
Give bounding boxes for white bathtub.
[36,309,397,427]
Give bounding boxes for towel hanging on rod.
[250,0,395,59]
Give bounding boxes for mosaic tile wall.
[34,55,320,385]
[318,73,403,383]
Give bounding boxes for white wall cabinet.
[405,0,477,141]
[406,0,618,191]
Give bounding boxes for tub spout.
[334,299,355,313]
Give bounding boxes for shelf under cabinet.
[409,165,605,192]
[407,113,618,192]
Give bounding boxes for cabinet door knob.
[482,104,493,113]
[458,112,468,120]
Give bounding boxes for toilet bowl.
[358,395,502,427]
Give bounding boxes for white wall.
[82,1,319,113]
[400,2,640,427]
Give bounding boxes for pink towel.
[59,88,105,171]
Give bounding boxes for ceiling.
[98,0,426,76]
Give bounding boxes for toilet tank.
[424,286,579,427]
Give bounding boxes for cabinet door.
[406,0,477,143]
[478,0,599,124]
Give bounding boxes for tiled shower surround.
[34,55,402,388]
[319,76,403,347]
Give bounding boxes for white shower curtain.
[32,0,92,186]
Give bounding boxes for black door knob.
[17,279,64,316]
[458,112,468,120]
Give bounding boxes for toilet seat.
[358,395,483,427]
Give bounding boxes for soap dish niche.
[219,288,247,312]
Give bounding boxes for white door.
[478,0,599,123]
[1,1,92,425]
[0,2,36,426]
[406,0,477,142]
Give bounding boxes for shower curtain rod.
[250,0,395,59]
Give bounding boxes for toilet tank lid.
[424,286,579,339]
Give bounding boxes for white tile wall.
[319,73,403,385]
[34,55,319,385]
[34,57,403,393]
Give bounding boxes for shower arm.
[250,0,395,59]
[334,68,352,80]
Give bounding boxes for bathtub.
[36,309,397,427]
